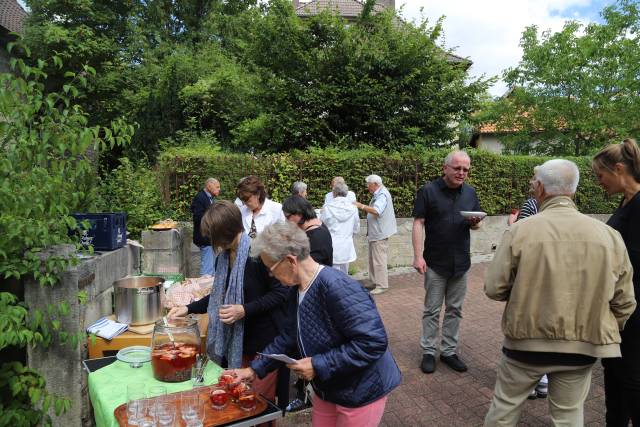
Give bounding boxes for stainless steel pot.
[114,276,164,325]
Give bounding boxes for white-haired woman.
[228,222,401,426]
[321,181,359,274]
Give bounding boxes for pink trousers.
[312,394,388,427]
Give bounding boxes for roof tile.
[0,0,27,34]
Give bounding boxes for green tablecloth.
[88,360,222,427]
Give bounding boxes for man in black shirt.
[412,151,483,374]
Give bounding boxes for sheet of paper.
[257,352,298,364]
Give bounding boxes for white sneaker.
[370,287,388,295]
[527,388,537,400]
[535,375,548,398]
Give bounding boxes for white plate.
[460,211,487,219]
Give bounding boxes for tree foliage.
[479,0,640,155]
[0,45,134,425]
[21,0,490,160]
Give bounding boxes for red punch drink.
[218,373,236,386]
[238,388,256,411]
[228,380,247,402]
[151,342,199,382]
[210,385,229,410]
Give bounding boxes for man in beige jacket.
[484,159,636,426]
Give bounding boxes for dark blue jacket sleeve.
[250,291,298,378]
[311,277,388,382]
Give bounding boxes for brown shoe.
[359,279,376,290]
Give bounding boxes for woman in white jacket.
[321,182,360,274]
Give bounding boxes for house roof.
[295,0,387,19]
[0,0,27,34]
[295,0,471,68]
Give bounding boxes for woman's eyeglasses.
[269,258,285,273]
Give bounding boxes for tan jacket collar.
[539,195,577,212]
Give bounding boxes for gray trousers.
[420,268,468,356]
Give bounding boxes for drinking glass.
[126,391,146,426]
[238,386,257,412]
[227,378,246,402]
[191,365,206,388]
[188,394,205,427]
[209,384,229,410]
[155,402,175,427]
[180,390,199,424]
[147,385,167,416]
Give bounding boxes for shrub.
[96,159,171,239]
[157,146,617,219]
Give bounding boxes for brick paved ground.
[281,262,606,426]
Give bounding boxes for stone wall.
[181,214,612,276]
[24,244,140,427]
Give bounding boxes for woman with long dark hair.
[168,201,288,402]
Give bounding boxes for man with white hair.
[191,177,220,276]
[412,150,483,374]
[323,176,356,206]
[355,175,397,295]
[484,159,636,426]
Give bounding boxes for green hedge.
[156,146,617,220]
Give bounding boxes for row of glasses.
[126,384,172,426]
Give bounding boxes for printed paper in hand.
[257,352,297,364]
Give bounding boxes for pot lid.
[116,346,151,368]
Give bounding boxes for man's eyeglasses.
[446,165,470,173]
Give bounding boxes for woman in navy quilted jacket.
[230,221,401,426]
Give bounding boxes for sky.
[398,0,617,97]
[16,0,617,97]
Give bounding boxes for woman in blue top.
[230,221,401,426]
[592,138,640,427]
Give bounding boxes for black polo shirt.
[412,177,481,278]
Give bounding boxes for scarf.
[206,233,250,368]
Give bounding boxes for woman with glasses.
[229,222,401,426]
[236,175,285,238]
[281,195,333,412]
[168,201,289,403]
[592,138,640,426]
